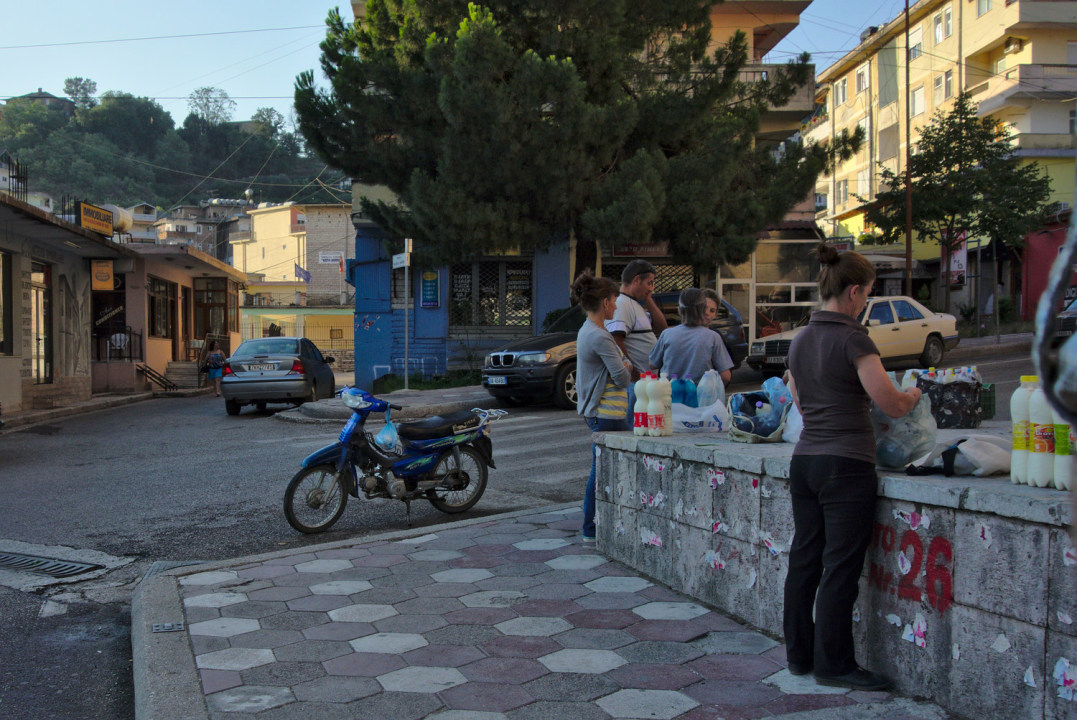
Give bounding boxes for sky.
[0,0,912,126]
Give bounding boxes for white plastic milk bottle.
[1053,407,1073,491]
[1010,376,1037,484]
[646,374,664,437]
[1029,385,1055,489]
[659,373,673,436]
[634,373,651,436]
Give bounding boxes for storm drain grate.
[0,552,104,578]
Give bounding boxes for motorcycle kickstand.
[403,496,412,526]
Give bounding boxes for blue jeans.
[583,415,630,537]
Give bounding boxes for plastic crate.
[981,383,995,420]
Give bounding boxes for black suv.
[481,293,747,408]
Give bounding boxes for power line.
[0,25,324,50]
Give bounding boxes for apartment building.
[807,0,1077,310]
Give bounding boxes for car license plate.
[1059,330,1074,338]
[247,363,275,371]
[488,376,507,385]
[766,356,786,365]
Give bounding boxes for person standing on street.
[606,259,668,423]
[205,341,226,397]
[783,244,922,692]
[648,287,734,387]
[573,271,632,541]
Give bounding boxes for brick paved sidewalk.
[136,504,954,720]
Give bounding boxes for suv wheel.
[553,362,577,410]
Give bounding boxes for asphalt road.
[0,346,1033,719]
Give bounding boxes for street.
[0,346,1032,719]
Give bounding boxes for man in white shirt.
[605,259,668,424]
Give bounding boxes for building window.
[911,85,925,116]
[0,251,11,355]
[833,78,848,107]
[815,193,828,211]
[934,6,952,43]
[836,179,849,206]
[857,116,870,138]
[194,277,239,337]
[450,260,533,327]
[855,63,870,94]
[1070,110,1076,135]
[147,276,176,339]
[977,0,991,17]
[995,57,1008,75]
[934,70,955,104]
[909,26,923,60]
[857,169,870,196]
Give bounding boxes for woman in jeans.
[783,244,922,691]
[572,271,632,541]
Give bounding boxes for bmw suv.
[481,294,747,409]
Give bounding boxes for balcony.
[975,63,1077,116]
[290,223,306,234]
[228,231,252,244]
[740,63,816,140]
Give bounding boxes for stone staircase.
[165,361,202,389]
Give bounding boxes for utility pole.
[904,0,914,297]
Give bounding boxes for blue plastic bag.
[871,375,937,468]
[374,421,400,453]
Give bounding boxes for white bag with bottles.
[695,370,725,408]
[671,399,729,433]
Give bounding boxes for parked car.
[1053,297,1077,352]
[746,295,958,375]
[221,336,336,415]
[481,297,747,409]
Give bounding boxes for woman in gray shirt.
[573,271,631,540]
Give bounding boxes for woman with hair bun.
[571,271,632,541]
[782,244,922,691]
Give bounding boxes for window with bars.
[599,263,696,293]
[147,276,176,338]
[450,260,533,327]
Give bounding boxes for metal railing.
[92,326,144,362]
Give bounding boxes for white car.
[746,296,959,374]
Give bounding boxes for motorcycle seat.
[396,410,481,441]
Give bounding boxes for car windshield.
[545,305,587,333]
[1065,297,1077,313]
[234,339,299,357]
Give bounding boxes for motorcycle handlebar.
[389,403,402,411]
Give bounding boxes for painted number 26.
[897,530,953,614]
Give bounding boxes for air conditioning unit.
[1003,37,1023,54]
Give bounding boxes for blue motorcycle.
[284,387,507,533]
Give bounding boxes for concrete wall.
[595,425,1077,720]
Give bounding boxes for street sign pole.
[393,240,414,390]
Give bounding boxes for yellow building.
[230,202,356,363]
[809,0,1077,243]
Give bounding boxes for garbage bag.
[871,377,937,468]
[696,370,725,408]
[782,402,803,444]
[728,391,792,443]
[672,398,729,433]
[916,375,982,429]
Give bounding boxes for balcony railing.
[975,63,1077,114]
[290,223,306,234]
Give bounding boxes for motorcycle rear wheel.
[284,464,348,533]
[427,446,487,514]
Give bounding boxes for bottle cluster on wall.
[1011,375,1073,490]
[633,372,673,437]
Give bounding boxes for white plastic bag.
[671,399,729,433]
[374,421,400,452]
[696,370,725,408]
[908,436,1011,477]
[871,376,937,468]
[782,402,803,444]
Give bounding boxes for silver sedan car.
[221,337,336,415]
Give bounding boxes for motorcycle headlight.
[751,342,765,355]
[515,352,552,366]
[342,390,372,409]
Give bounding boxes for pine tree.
[295,1,858,266]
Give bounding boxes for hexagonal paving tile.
[184,592,247,609]
[538,648,627,674]
[295,559,354,574]
[408,549,464,562]
[204,685,293,713]
[195,648,275,671]
[180,570,239,586]
[495,616,572,637]
[512,538,571,551]
[431,568,494,584]
[632,601,709,621]
[327,603,399,623]
[596,688,699,719]
[292,675,380,703]
[188,617,261,638]
[545,554,607,571]
[585,576,653,593]
[309,580,373,595]
[439,681,534,713]
[377,665,467,693]
[426,712,507,720]
[349,632,429,654]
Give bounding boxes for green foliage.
[916,284,935,312]
[187,87,237,127]
[63,77,97,110]
[0,85,333,208]
[295,1,859,267]
[955,301,976,323]
[998,294,1016,323]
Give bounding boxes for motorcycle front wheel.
[284,464,348,533]
[427,446,488,514]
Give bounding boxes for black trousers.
[783,453,878,676]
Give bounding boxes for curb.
[273,398,493,425]
[0,392,155,435]
[946,338,1030,363]
[131,502,579,720]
